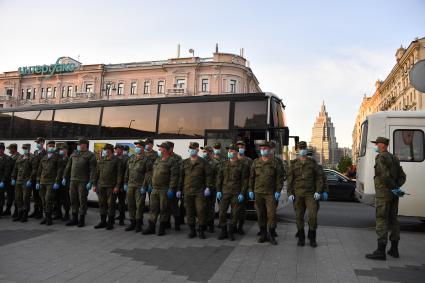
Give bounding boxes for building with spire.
[310,101,341,168]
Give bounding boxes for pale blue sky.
[1,0,424,147]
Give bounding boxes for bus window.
[53,107,101,139]
[271,99,286,128]
[101,105,157,138]
[359,120,368,157]
[393,129,425,162]
[13,110,53,139]
[158,101,229,137]
[0,112,12,138]
[234,100,267,128]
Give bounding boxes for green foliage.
[337,156,352,174]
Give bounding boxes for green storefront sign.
[18,57,77,77]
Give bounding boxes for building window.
[117,83,124,95]
[157,80,165,94]
[26,89,32,100]
[144,81,151,94]
[105,83,112,96]
[130,82,137,95]
[75,85,78,93]
[6,89,13,97]
[61,87,66,98]
[393,130,424,162]
[67,86,73,97]
[41,88,46,99]
[176,79,186,89]
[46,87,52,98]
[53,87,57,98]
[229,79,237,93]
[201,79,209,92]
[33,88,36,99]
[85,84,94,93]
[21,89,24,100]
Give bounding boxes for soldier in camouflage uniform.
[124,140,152,232]
[36,141,63,226]
[55,144,70,221]
[63,138,97,227]
[93,143,123,230]
[216,144,249,241]
[29,137,46,219]
[166,141,183,231]
[11,144,33,222]
[0,142,11,218]
[144,138,158,164]
[143,142,179,236]
[249,141,284,245]
[201,145,221,233]
[179,142,213,239]
[236,140,253,235]
[114,144,129,226]
[4,143,19,217]
[366,137,403,260]
[287,141,324,247]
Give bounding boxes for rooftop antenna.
[189,48,195,57]
[215,43,218,53]
[177,44,180,58]
[240,48,244,57]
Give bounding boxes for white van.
[356,111,425,221]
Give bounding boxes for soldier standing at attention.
[29,137,46,219]
[36,141,62,226]
[179,142,213,239]
[56,144,70,221]
[11,144,33,222]
[144,138,158,164]
[249,141,283,245]
[216,144,249,241]
[93,144,122,230]
[287,141,324,247]
[366,137,405,260]
[166,141,183,231]
[114,144,128,226]
[143,142,179,236]
[201,145,221,233]
[123,140,152,232]
[0,142,11,218]
[4,144,19,218]
[63,138,97,227]
[212,142,223,161]
[236,140,253,235]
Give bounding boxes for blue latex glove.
[249,191,255,200]
[0,181,4,189]
[274,192,281,201]
[167,189,174,200]
[35,183,40,190]
[123,184,129,192]
[53,183,60,190]
[204,187,211,197]
[288,195,295,203]
[62,178,67,186]
[26,180,32,188]
[238,193,244,203]
[147,185,153,193]
[314,192,321,201]
[216,191,222,200]
[391,188,405,197]
[140,187,146,194]
[86,182,92,191]
[176,191,182,199]
[11,179,16,186]
[322,192,328,201]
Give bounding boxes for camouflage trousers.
[294,195,318,231]
[375,197,400,245]
[69,181,88,216]
[185,193,206,226]
[238,192,248,224]
[167,196,181,221]
[205,188,216,224]
[150,189,169,224]
[15,184,31,211]
[39,184,56,214]
[127,186,146,221]
[219,193,241,227]
[97,186,117,217]
[255,193,276,229]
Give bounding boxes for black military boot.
[188,224,197,238]
[66,213,78,226]
[164,221,171,229]
[366,243,387,260]
[268,228,278,245]
[125,219,136,232]
[77,214,85,227]
[53,208,62,220]
[21,210,28,222]
[207,221,215,233]
[106,215,114,230]
[387,241,399,258]
[118,212,125,226]
[12,205,18,218]
[3,206,11,216]
[28,207,37,218]
[174,217,181,231]
[257,227,267,243]
[12,210,22,222]
[297,229,305,246]
[308,230,317,248]
[157,222,166,236]
[62,210,70,222]
[46,213,53,226]
[94,215,107,229]
[218,225,228,240]
[199,225,206,239]
[237,221,245,235]
[40,215,47,225]
[228,224,235,241]
[142,221,156,235]
[135,219,142,233]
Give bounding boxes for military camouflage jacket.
[36,153,63,185]
[124,154,152,187]
[94,155,123,188]
[217,159,249,195]
[179,157,213,195]
[0,154,11,183]
[205,157,221,190]
[374,151,396,199]
[31,149,46,181]
[12,154,32,184]
[64,150,97,183]
[152,156,179,191]
[249,157,284,195]
[287,157,323,196]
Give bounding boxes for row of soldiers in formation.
[0,137,327,246]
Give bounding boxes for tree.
[337,156,352,174]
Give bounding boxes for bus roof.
[366,111,425,120]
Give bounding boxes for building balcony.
[60,92,97,103]
[166,88,188,96]
[0,95,15,102]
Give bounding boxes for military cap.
[189,142,200,149]
[371,137,389,145]
[145,138,154,144]
[77,138,89,145]
[200,145,213,151]
[123,145,130,151]
[236,140,246,146]
[212,142,221,149]
[225,144,239,151]
[134,140,146,146]
[0,142,5,149]
[297,141,307,149]
[103,143,114,151]
[34,137,45,143]
[46,140,55,146]
[114,144,124,149]
[259,141,271,147]
[157,142,171,150]
[7,143,17,150]
[22,143,31,149]
[166,141,175,148]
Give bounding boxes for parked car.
[324,169,356,201]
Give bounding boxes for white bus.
[0,92,289,203]
[356,111,425,221]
